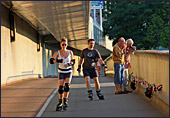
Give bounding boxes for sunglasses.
[62,44,67,46]
[89,43,95,44]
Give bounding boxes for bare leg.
[85,76,93,100]
[63,76,72,110]
[63,78,71,98]
[84,76,91,90]
[58,79,65,99]
[93,77,100,90]
[93,77,104,100]
[56,79,64,111]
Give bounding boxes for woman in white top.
[49,37,75,111]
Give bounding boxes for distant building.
[90,1,103,30]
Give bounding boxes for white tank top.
[58,50,72,73]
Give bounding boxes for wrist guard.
[102,64,107,68]
[77,65,81,72]
[67,59,76,66]
[67,63,72,66]
[71,59,75,65]
[50,58,55,64]
[56,59,63,63]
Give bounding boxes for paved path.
[41,77,164,117]
[1,78,58,117]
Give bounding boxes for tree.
[103,1,169,49]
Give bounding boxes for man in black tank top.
[77,39,107,100]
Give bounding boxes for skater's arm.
[79,49,84,66]
[70,50,74,60]
[77,50,84,72]
[50,51,58,64]
[78,57,83,66]
[50,51,63,64]
[77,57,83,72]
[95,49,107,70]
[67,50,75,66]
[98,58,107,70]
[52,51,58,59]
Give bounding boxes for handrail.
[6,71,42,86]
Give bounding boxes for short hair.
[60,37,68,43]
[118,37,125,42]
[126,38,134,45]
[88,39,95,43]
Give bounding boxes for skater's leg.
[93,77,104,100]
[63,81,69,110]
[63,79,70,109]
[93,77,100,90]
[87,89,93,100]
[56,79,65,111]
[58,79,65,99]
[63,73,72,98]
[63,72,72,110]
[84,76,93,100]
[63,79,70,98]
[84,76,91,90]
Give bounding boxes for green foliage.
[103,1,169,49]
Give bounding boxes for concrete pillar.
[100,8,102,30]
[42,40,47,77]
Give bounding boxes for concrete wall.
[129,51,169,116]
[1,5,43,86]
[104,35,113,51]
[88,17,94,39]
[129,51,169,95]
[105,50,169,116]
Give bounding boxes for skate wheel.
[56,107,62,111]
[63,107,67,110]
[99,97,104,100]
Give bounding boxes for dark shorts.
[83,68,98,79]
[58,72,72,80]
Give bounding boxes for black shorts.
[58,72,72,80]
[83,68,98,79]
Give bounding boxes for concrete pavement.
[1,78,58,117]
[41,77,164,117]
[1,76,165,117]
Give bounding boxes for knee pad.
[58,86,64,94]
[64,83,70,92]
